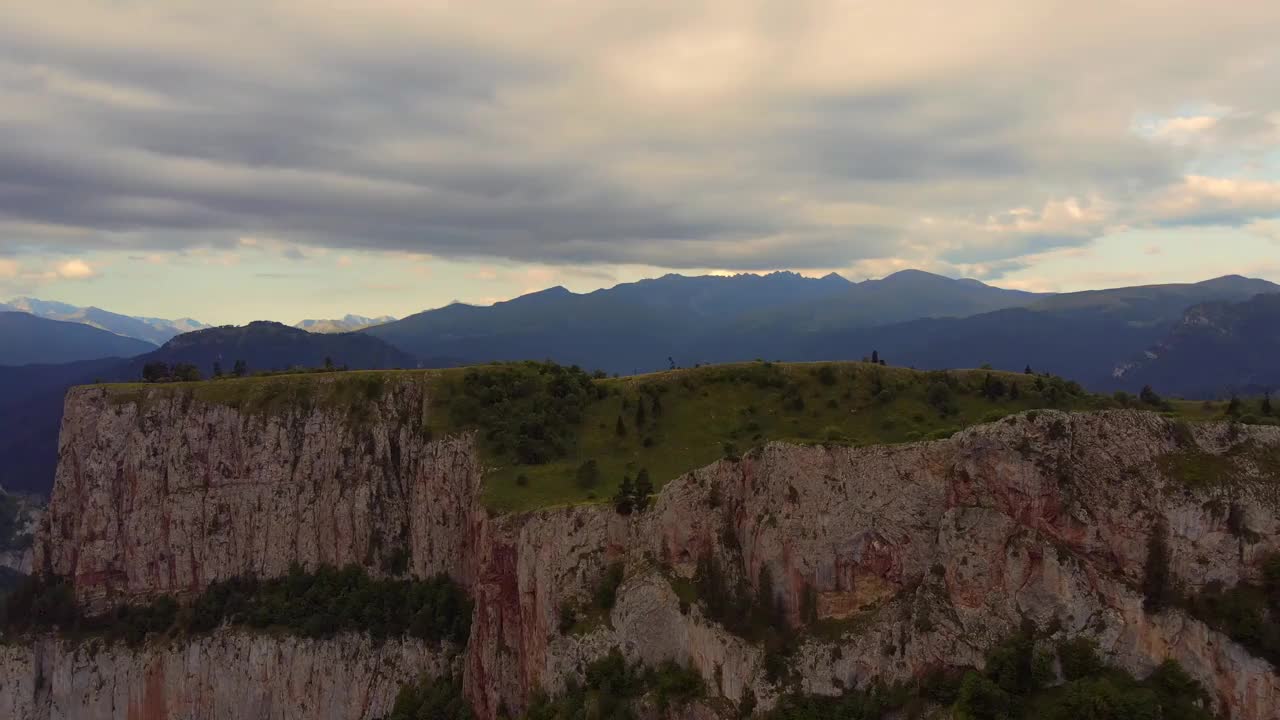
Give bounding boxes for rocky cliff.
[36,380,479,613]
[0,632,452,720]
[6,379,1280,720]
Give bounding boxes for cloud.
[0,258,18,278]
[0,1,1279,273]
[55,258,95,278]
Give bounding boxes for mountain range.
[0,297,207,345]
[0,312,155,366]
[1112,292,1280,398]
[364,270,1279,382]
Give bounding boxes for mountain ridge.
[1,297,208,345]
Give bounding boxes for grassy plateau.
[94,360,1275,514]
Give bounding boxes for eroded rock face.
[465,411,1280,720]
[0,632,452,720]
[37,381,479,614]
[15,385,1280,720]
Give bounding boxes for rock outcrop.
[37,380,479,613]
[6,380,1280,720]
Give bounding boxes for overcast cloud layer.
[2,1,1280,281]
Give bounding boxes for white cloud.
[55,258,95,279]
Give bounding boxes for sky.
[1,1,1279,325]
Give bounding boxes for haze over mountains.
[294,314,398,334]
[2,269,1278,496]
[0,297,207,345]
[0,312,154,366]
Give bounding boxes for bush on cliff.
[1184,551,1280,665]
[377,675,472,720]
[523,648,703,720]
[765,632,1211,720]
[2,564,473,647]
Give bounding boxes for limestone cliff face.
[0,632,452,720]
[466,411,1280,720]
[37,381,479,614]
[11,384,1280,720]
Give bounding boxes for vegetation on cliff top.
[91,360,1268,513]
[447,360,1108,511]
[0,563,472,647]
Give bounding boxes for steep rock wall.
[463,412,1280,720]
[36,381,479,614]
[0,632,451,720]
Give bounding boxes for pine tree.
[615,415,626,437]
[233,359,247,377]
[651,393,663,418]
[635,397,647,428]
[1227,395,1243,417]
[1140,385,1163,407]
[634,468,653,512]
[1009,382,1020,400]
[212,361,224,378]
[871,350,880,364]
[1024,365,1033,375]
[613,475,635,515]
[981,373,1006,400]
[1263,392,1274,416]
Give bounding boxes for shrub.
[575,459,601,490]
[1057,637,1103,681]
[592,563,625,612]
[376,675,471,720]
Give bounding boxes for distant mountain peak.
[507,285,572,302]
[2,296,206,345]
[295,314,397,334]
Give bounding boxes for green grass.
[101,370,435,429]
[478,362,1104,511]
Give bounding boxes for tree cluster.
[613,468,653,515]
[948,629,1210,720]
[693,552,794,682]
[450,362,597,465]
[1,564,472,647]
[524,648,703,720]
[141,361,202,382]
[376,675,472,720]
[1184,552,1280,665]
